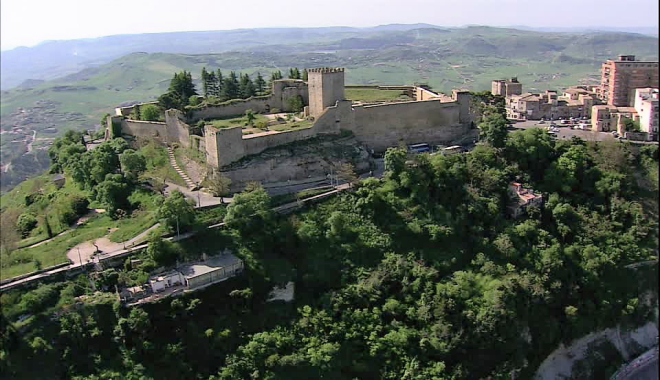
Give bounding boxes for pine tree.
[302,69,308,81]
[239,73,256,99]
[159,70,198,110]
[294,67,301,79]
[255,72,266,94]
[216,69,224,96]
[207,71,218,97]
[201,67,209,97]
[222,71,240,100]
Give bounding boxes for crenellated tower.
[307,67,345,118]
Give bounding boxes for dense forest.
[1,124,658,379]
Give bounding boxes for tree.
[119,149,147,182]
[302,69,308,81]
[222,71,240,100]
[622,117,641,132]
[336,162,358,187]
[16,213,38,238]
[223,184,273,237]
[384,147,407,180]
[129,104,141,121]
[156,190,195,233]
[158,71,197,110]
[245,109,256,126]
[288,67,301,79]
[286,95,304,112]
[255,72,266,94]
[201,67,209,97]
[216,69,224,97]
[478,112,508,148]
[146,235,177,266]
[95,174,130,214]
[204,170,232,200]
[239,73,256,99]
[140,104,161,121]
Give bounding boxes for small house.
[508,182,543,218]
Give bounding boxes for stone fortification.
[111,66,477,192]
[120,119,168,141]
[205,110,341,168]
[308,68,345,118]
[108,109,193,148]
[189,80,307,122]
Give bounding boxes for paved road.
[164,182,231,207]
[627,356,658,380]
[510,120,618,142]
[614,347,659,380]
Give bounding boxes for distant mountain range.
[0,24,658,192]
[1,24,657,90]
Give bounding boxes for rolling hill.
[0,25,658,192]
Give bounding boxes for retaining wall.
[121,120,168,141]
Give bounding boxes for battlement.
[307,67,345,73]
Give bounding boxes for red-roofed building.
[508,182,543,218]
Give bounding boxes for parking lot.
[509,120,618,142]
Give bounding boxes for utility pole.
[77,247,82,267]
[176,216,180,239]
[197,185,201,207]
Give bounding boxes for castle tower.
[307,67,345,118]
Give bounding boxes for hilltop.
[0,25,658,192]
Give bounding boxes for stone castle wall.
[121,120,168,142]
[189,80,308,122]
[206,109,342,168]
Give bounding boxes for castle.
[107,68,477,190]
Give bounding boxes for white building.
[178,253,244,290]
[148,270,184,293]
[633,88,659,141]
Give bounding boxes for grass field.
[345,87,411,102]
[207,114,269,129]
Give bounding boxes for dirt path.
[22,209,105,249]
[66,223,159,266]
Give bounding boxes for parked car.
[538,120,545,124]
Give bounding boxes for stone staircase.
[167,146,198,190]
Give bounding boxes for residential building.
[508,182,543,219]
[492,77,523,96]
[633,88,659,140]
[590,105,638,134]
[598,55,659,107]
[506,90,594,120]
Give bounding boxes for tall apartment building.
[492,77,523,97]
[633,88,659,140]
[598,55,659,106]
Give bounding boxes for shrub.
[16,213,38,238]
[24,193,42,207]
[69,195,90,216]
[140,104,161,121]
[255,120,268,129]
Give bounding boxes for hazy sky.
[1,0,658,50]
